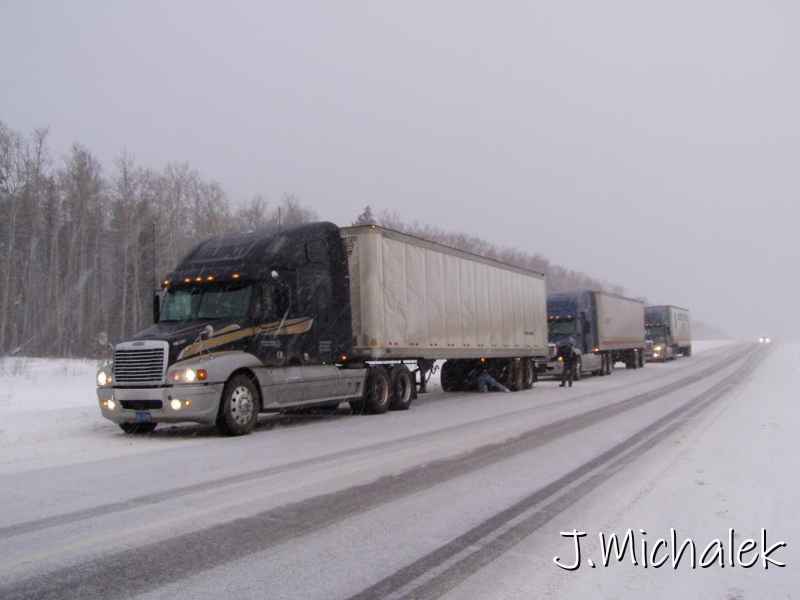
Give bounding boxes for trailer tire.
[440,360,459,392]
[508,359,525,391]
[523,359,535,389]
[638,349,645,368]
[360,367,391,414]
[216,373,260,436]
[389,365,415,411]
[119,423,157,435]
[605,354,613,375]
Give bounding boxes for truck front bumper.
[97,384,224,426]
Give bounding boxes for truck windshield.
[160,282,253,322]
[646,325,667,342]
[548,319,576,340]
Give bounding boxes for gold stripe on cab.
[177,317,314,361]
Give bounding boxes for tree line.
[1,120,625,358]
[0,122,317,357]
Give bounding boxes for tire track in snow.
[0,343,739,541]
[346,345,768,600]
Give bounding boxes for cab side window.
[257,280,292,322]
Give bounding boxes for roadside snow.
[0,357,206,475]
[0,340,738,476]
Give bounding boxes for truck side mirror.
[153,291,160,323]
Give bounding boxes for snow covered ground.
[0,340,735,476]
[442,341,796,599]
[4,339,790,600]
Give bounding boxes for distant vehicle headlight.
[758,337,766,344]
[765,337,772,344]
[654,345,663,352]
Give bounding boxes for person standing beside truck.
[558,337,578,388]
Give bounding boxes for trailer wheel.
[119,423,157,435]
[359,367,391,414]
[440,360,458,392]
[684,345,692,357]
[638,349,645,368]
[216,373,260,436]
[507,359,525,391]
[523,359,535,389]
[605,354,613,375]
[389,365,415,411]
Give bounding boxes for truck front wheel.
[217,374,260,436]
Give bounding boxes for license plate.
[135,411,152,423]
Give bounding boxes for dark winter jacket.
[557,342,577,364]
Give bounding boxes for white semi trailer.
[98,222,550,435]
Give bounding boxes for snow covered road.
[1,340,793,599]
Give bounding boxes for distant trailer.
[645,305,692,361]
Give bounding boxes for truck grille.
[113,343,167,385]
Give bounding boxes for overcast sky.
[2,1,797,338]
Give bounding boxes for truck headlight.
[654,345,663,352]
[169,367,208,383]
[96,366,113,387]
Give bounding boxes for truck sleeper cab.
[98,222,549,436]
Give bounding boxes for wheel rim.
[230,385,255,425]
[371,376,389,407]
